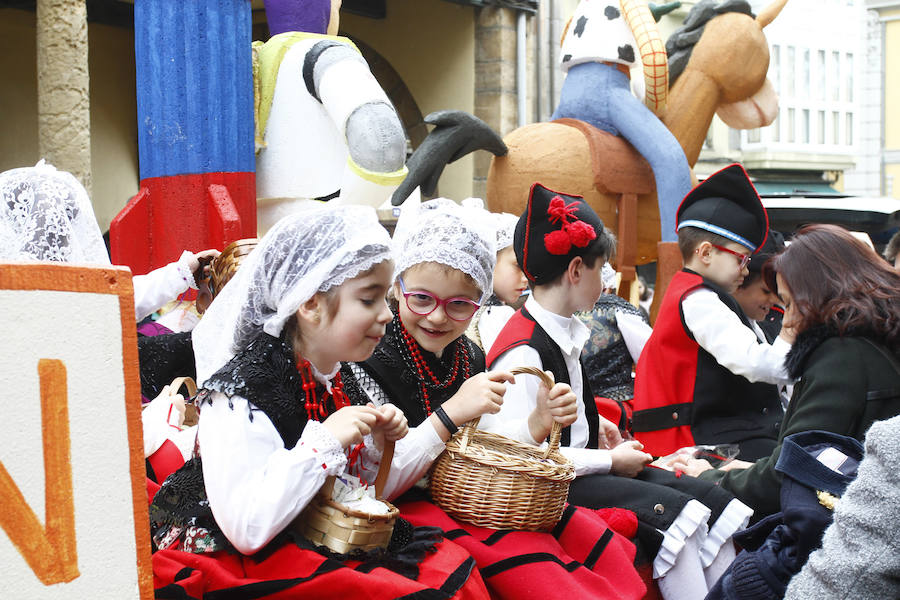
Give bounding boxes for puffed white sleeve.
[198,392,346,555]
[486,345,613,476]
[616,309,653,363]
[345,363,446,501]
[479,344,543,445]
[132,250,196,321]
[682,288,792,385]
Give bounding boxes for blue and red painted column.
[111,0,256,275]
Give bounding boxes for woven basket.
[293,441,399,553]
[209,238,258,297]
[430,367,576,531]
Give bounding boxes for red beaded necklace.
[396,318,471,415]
[297,358,348,421]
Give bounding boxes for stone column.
[474,6,519,200]
[36,0,92,194]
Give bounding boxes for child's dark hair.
[583,228,617,269]
[677,226,735,262]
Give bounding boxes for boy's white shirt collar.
[523,295,590,357]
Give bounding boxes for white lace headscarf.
[601,262,618,291]
[193,205,392,384]
[392,198,496,301]
[0,160,110,264]
[491,212,519,252]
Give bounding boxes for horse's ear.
[756,0,788,29]
[560,16,572,47]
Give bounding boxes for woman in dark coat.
[674,224,900,519]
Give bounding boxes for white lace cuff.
[361,433,384,470]
[653,499,711,579]
[699,498,753,567]
[175,250,198,290]
[297,420,347,476]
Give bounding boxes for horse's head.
[668,0,787,129]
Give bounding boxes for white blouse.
[197,391,405,555]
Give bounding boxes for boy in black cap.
[481,183,753,597]
[632,164,795,462]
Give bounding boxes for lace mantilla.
[391,198,496,301]
[0,160,111,264]
[193,204,391,383]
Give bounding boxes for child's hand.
[370,403,409,450]
[322,406,381,448]
[441,371,514,426]
[528,376,578,442]
[597,415,625,449]
[668,456,714,477]
[610,440,653,478]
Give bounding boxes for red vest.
[632,270,782,459]
[487,306,600,449]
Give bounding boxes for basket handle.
[373,439,395,498]
[509,367,563,459]
[168,376,198,400]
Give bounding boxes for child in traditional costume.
[632,164,794,461]
[342,198,647,600]
[465,211,528,351]
[149,206,490,599]
[484,183,752,599]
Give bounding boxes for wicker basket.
[209,238,258,297]
[293,441,399,553]
[429,367,576,531]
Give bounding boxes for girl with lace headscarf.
[464,210,529,353]
[149,205,491,599]
[341,199,647,600]
[0,160,219,323]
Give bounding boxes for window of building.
[788,108,796,143]
[833,111,840,144]
[832,51,841,101]
[846,53,853,102]
[787,46,795,97]
[817,50,825,101]
[846,113,853,145]
[818,110,825,144]
[748,128,761,143]
[802,109,810,143]
[802,49,810,98]
[772,114,780,142]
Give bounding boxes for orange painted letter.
[0,359,79,584]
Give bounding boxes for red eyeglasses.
[710,243,751,269]
[397,277,481,321]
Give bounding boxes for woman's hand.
[669,456,714,477]
[610,440,653,477]
[440,370,514,426]
[370,403,409,451]
[322,405,381,448]
[528,375,578,442]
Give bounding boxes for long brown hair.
[763,224,900,351]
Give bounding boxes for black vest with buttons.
[688,281,783,461]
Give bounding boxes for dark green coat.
[699,328,900,518]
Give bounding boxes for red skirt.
[400,500,647,600]
[153,536,489,599]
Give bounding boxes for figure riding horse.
[394,0,786,320]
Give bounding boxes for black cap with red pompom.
[514,183,606,285]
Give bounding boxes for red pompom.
[594,507,639,540]
[567,220,597,247]
[547,196,568,221]
[544,230,572,255]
